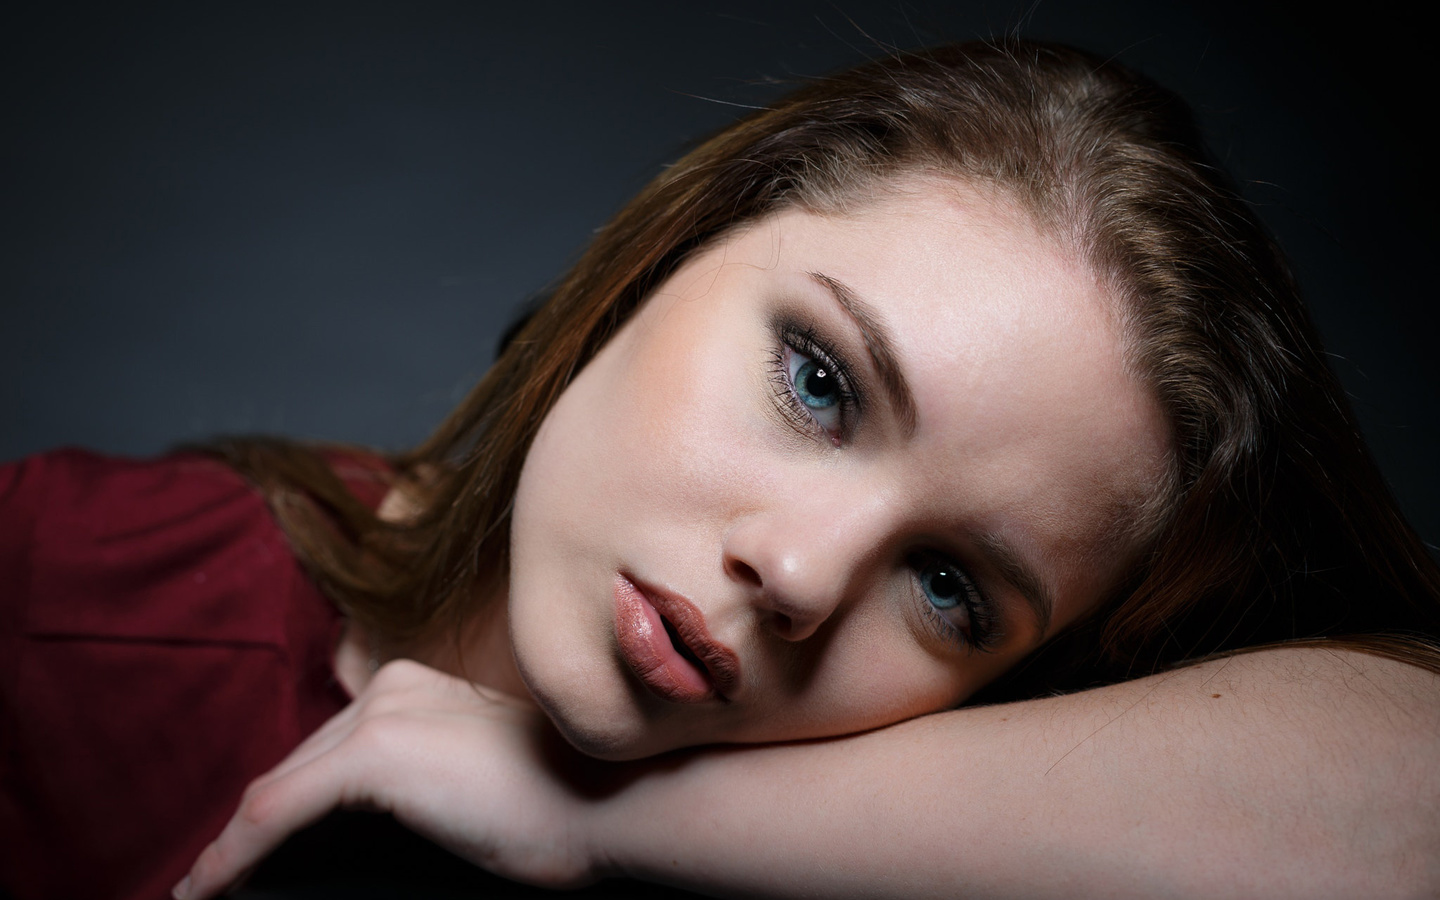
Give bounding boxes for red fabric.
[0,449,390,900]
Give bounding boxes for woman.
[184,39,1440,896]
[5,40,1437,899]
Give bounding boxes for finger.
[237,664,458,797]
[178,752,357,900]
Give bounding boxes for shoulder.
[1120,647,1440,897]
[944,646,1440,898]
[0,449,364,898]
[1,445,394,555]
[1158,644,1440,716]
[1046,645,1440,755]
[1,446,259,528]
[1,448,300,643]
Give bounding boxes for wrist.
[573,750,717,885]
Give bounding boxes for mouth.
[613,573,740,704]
[661,614,708,674]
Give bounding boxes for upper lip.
[630,575,742,700]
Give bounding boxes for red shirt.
[0,449,387,900]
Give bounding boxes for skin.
[171,184,1440,900]
[333,179,1170,735]
[500,177,1170,759]
[181,650,1440,898]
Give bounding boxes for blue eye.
[785,346,844,434]
[768,320,857,443]
[789,352,840,410]
[919,559,969,616]
[913,555,1000,650]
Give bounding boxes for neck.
[356,484,533,701]
[333,565,532,703]
[415,586,532,700]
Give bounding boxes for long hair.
[210,40,1440,692]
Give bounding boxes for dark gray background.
[5,1,1435,548]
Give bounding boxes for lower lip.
[613,575,714,704]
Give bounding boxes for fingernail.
[172,875,191,899]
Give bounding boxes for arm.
[181,648,1440,899]
[589,647,1439,898]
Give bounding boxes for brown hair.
[210,40,1440,693]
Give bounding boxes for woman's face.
[506,177,1171,760]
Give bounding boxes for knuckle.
[237,775,267,807]
[371,657,421,687]
[237,781,283,827]
[361,691,411,718]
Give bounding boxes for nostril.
[768,610,795,638]
[728,557,763,588]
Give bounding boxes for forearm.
[590,648,1440,899]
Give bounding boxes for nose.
[721,493,891,641]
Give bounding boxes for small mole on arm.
[1211,693,1222,699]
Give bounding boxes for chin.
[541,694,673,761]
[556,719,657,761]
[516,653,661,761]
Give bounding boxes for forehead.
[767,178,1108,343]
[729,179,1170,614]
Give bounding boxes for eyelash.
[765,318,1002,654]
[909,552,1003,653]
[767,319,861,444]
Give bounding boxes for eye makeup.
[766,311,864,445]
[909,551,1004,653]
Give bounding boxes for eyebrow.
[807,272,919,437]
[976,531,1055,637]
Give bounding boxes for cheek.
[509,342,645,581]
[616,325,776,514]
[784,616,979,731]
[512,301,770,568]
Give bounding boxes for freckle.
[1211,693,1221,699]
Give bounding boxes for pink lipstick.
[613,573,739,703]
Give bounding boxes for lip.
[613,573,740,704]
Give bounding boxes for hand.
[175,659,610,899]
